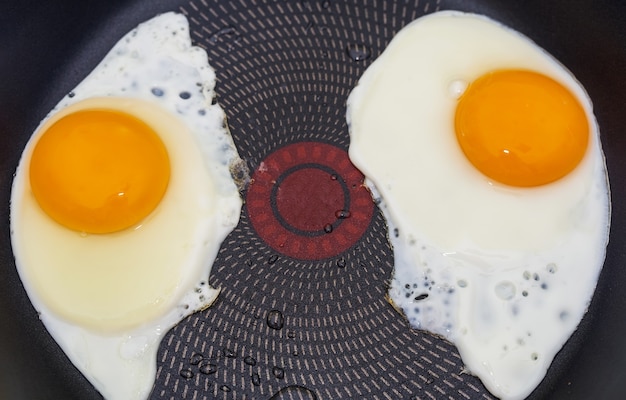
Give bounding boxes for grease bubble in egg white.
[347,11,610,400]
[10,13,245,400]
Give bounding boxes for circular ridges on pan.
[153,1,495,399]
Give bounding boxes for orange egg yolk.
[29,109,170,234]
[455,69,589,187]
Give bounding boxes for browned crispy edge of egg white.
[225,118,250,194]
[384,291,467,352]
[198,287,222,312]
[230,157,251,195]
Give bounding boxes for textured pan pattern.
[152,1,495,399]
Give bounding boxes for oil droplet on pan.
[267,309,284,330]
[346,44,371,61]
[272,366,285,379]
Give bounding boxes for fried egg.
[347,11,610,400]
[10,13,244,400]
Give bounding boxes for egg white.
[347,11,610,400]
[10,13,243,400]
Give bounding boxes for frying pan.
[1,0,625,399]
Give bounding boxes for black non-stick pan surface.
[1,0,626,399]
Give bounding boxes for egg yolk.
[29,109,170,234]
[455,69,589,187]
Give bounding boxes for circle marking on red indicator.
[247,142,374,260]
